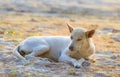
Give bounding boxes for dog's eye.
[77,39,82,41]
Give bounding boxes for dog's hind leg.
[25,45,50,58]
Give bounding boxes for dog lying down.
[13,24,95,68]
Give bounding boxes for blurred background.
[0,0,120,18]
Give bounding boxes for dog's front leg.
[59,54,85,68]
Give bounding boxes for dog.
[13,24,95,68]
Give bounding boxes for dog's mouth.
[69,48,74,52]
[69,48,73,51]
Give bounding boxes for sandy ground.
[0,13,120,77]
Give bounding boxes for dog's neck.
[83,38,92,49]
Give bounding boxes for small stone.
[117,64,120,66]
[111,55,117,59]
[82,61,91,67]
[101,28,113,34]
[111,36,120,42]
[93,73,112,77]
[112,29,120,33]
[30,18,37,22]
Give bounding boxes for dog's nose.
[69,46,73,51]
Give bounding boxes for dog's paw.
[82,61,91,67]
[73,62,81,68]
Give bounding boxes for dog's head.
[67,24,95,52]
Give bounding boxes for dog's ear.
[67,24,73,33]
[86,29,95,38]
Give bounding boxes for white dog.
[13,24,95,68]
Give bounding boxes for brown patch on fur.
[67,24,73,33]
[86,29,95,38]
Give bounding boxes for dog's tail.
[13,45,26,60]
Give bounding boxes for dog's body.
[15,36,71,61]
[13,25,95,68]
